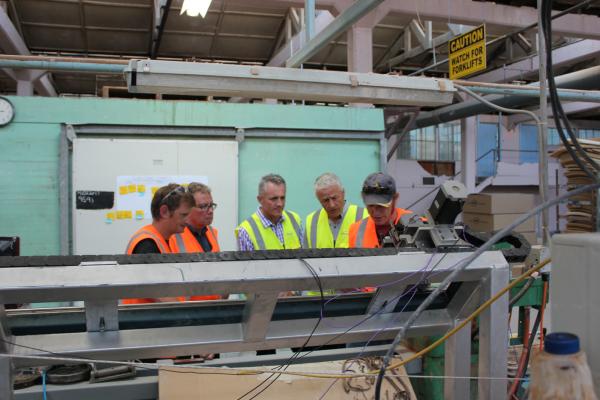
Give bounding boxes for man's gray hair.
[188,182,211,195]
[258,173,286,194]
[314,172,343,192]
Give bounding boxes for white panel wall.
[73,138,238,254]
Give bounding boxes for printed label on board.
[75,191,115,210]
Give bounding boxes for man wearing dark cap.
[349,172,417,248]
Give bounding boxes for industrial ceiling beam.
[230,0,600,40]
[0,6,56,96]
[285,0,385,68]
[473,39,600,83]
[126,59,455,106]
[413,65,600,129]
[149,0,172,59]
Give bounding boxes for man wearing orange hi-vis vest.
[349,172,420,249]
[124,183,194,304]
[169,182,223,301]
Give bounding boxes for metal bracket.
[85,300,119,332]
[242,291,279,342]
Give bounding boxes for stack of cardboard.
[551,138,600,233]
[463,192,537,244]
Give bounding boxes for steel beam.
[474,39,600,83]
[478,265,510,400]
[0,252,499,303]
[0,6,56,96]
[126,59,455,106]
[414,65,600,128]
[9,311,454,366]
[285,0,385,67]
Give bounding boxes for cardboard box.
[464,193,536,214]
[159,357,416,399]
[463,212,535,232]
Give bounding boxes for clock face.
[0,97,15,126]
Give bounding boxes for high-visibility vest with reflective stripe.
[169,226,220,253]
[235,210,302,250]
[125,224,171,255]
[348,208,416,248]
[304,205,367,249]
[169,226,221,301]
[124,224,185,304]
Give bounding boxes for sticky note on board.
[119,186,128,195]
[128,184,136,193]
[137,185,146,194]
[124,211,133,219]
[106,212,115,224]
[116,211,125,219]
[135,210,144,220]
[151,186,159,195]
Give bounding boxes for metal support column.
[478,265,509,399]
[304,0,315,42]
[537,0,549,244]
[59,125,74,255]
[0,305,14,400]
[379,132,388,171]
[286,0,385,67]
[444,323,471,399]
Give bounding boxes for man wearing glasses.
[349,172,418,248]
[125,183,194,254]
[169,182,220,254]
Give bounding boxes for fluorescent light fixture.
[180,0,212,17]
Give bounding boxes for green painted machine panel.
[6,96,384,131]
[0,122,62,255]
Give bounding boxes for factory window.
[579,129,600,139]
[397,123,461,161]
[519,125,565,163]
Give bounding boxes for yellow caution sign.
[448,25,486,80]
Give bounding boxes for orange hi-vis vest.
[169,226,220,253]
[124,224,185,304]
[169,226,221,301]
[348,208,415,249]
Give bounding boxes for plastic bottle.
[530,332,598,400]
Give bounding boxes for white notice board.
[72,138,238,254]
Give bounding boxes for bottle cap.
[544,332,580,355]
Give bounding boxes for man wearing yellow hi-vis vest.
[304,173,368,249]
[236,174,303,250]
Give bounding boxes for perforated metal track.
[0,248,402,268]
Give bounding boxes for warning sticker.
[448,25,486,80]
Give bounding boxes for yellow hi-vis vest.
[304,204,368,249]
[235,210,302,250]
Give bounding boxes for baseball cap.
[361,172,396,206]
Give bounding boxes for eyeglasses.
[196,202,217,211]
[161,186,186,204]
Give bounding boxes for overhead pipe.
[286,0,385,67]
[0,59,125,74]
[413,65,600,129]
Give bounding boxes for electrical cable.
[374,182,600,400]
[508,300,543,398]
[541,0,600,180]
[509,275,537,308]
[538,278,549,351]
[235,258,325,400]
